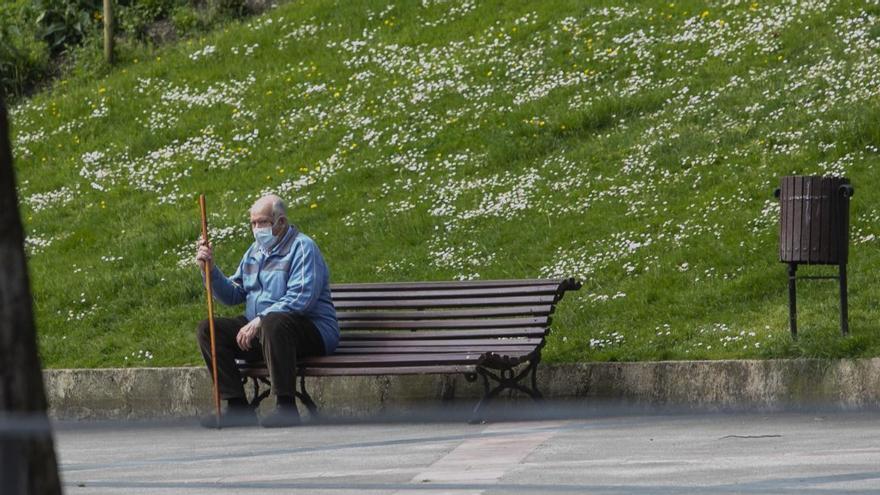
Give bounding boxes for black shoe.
[260,406,301,428]
[199,407,258,429]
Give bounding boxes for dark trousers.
[197,312,325,400]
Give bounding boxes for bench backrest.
[329,278,582,340]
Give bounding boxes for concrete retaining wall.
[43,359,880,419]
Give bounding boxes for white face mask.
[253,220,278,249]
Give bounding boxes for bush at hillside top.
[0,2,51,100]
[34,0,102,54]
[170,5,208,35]
[117,0,186,42]
[0,0,278,101]
[208,0,249,17]
[0,28,51,101]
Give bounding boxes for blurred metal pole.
[0,99,62,494]
[104,0,114,64]
[0,441,24,495]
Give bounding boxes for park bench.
[237,277,581,421]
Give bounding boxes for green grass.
[9,0,880,368]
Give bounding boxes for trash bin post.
[788,263,798,339]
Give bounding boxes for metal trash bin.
[775,176,854,337]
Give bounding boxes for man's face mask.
[253,219,278,249]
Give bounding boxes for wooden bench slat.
[333,295,558,309]
[334,345,538,354]
[301,353,484,367]
[332,285,562,300]
[331,279,566,291]
[340,316,549,330]
[336,305,554,321]
[340,328,549,340]
[339,337,543,347]
[301,365,478,376]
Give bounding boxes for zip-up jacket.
[208,226,339,354]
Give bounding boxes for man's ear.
[274,217,288,235]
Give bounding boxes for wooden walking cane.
[199,194,222,428]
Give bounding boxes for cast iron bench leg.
[244,376,272,409]
[243,374,318,420]
[295,374,319,419]
[470,356,543,424]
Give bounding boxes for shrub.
[34,0,102,55]
[0,2,51,100]
[208,0,248,18]
[117,0,186,42]
[171,6,204,35]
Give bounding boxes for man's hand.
[236,316,262,351]
[195,239,213,272]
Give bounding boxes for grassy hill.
[9,0,880,368]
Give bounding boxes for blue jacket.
[209,226,339,354]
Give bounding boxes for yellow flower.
[310,203,318,209]
[98,87,106,94]
[701,10,709,18]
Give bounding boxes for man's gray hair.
[269,196,286,221]
[251,194,287,222]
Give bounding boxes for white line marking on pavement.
[394,421,566,495]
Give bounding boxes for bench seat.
[237,277,581,421]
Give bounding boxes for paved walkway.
[57,411,880,494]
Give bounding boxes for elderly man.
[196,194,338,428]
